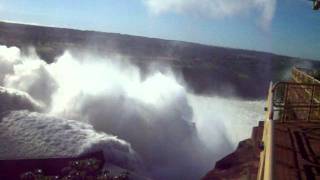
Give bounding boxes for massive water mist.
[0,45,264,179]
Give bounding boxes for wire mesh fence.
[272,82,320,122]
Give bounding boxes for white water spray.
[0,45,264,179]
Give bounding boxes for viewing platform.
[258,67,320,180]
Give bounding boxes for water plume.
[0,44,265,179]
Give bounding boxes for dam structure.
[258,67,320,180]
[203,67,320,180]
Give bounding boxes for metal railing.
[257,82,274,180]
[272,82,320,122]
[257,67,320,180]
[292,67,320,85]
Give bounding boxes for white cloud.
[142,0,276,29]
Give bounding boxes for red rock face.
[202,125,263,180]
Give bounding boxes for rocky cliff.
[202,124,264,180]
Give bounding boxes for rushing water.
[0,45,264,179]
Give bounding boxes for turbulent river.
[0,45,264,180]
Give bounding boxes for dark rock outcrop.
[202,125,264,180]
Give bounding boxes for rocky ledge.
[202,124,263,180]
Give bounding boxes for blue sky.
[0,0,319,60]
